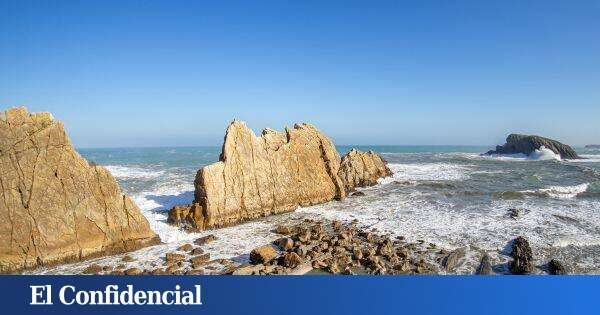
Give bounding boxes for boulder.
[486,134,579,159]
[441,247,467,272]
[475,253,493,275]
[0,107,159,273]
[165,253,185,264]
[548,259,567,275]
[82,264,103,275]
[249,245,278,264]
[509,236,534,275]
[194,234,217,246]
[190,254,211,268]
[170,121,391,231]
[338,149,392,191]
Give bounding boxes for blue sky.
[1,1,599,147]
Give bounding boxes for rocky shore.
[76,218,569,276]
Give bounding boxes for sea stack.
[169,120,391,231]
[486,134,580,159]
[0,107,159,273]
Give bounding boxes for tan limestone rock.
[0,107,158,273]
[338,149,393,191]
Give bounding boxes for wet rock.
[351,191,366,197]
[195,235,217,246]
[509,236,534,275]
[124,268,143,276]
[507,208,521,219]
[102,265,113,272]
[475,253,493,275]
[165,265,181,274]
[151,268,166,275]
[274,237,295,251]
[441,247,467,272]
[191,248,205,255]
[165,253,186,264]
[82,264,103,275]
[178,244,193,252]
[191,254,211,268]
[250,245,278,264]
[115,264,126,270]
[548,259,567,275]
[283,252,303,268]
[121,255,135,263]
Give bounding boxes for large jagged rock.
[0,107,159,273]
[509,236,534,275]
[338,149,392,192]
[486,134,579,159]
[168,120,391,231]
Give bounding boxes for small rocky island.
[168,120,392,231]
[0,107,159,273]
[486,134,580,159]
[585,144,600,149]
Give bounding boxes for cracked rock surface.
[169,120,391,231]
[0,107,159,273]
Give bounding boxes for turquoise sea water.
[34,145,600,274]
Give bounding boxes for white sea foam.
[105,165,165,179]
[377,163,471,185]
[529,146,562,161]
[567,155,600,163]
[523,183,589,199]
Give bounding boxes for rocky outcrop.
[0,107,158,273]
[169,121,391,231]
[509,236,534,275]
[338,149,392,192]
[486,134,579,159]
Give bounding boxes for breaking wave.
[105,165,165,179]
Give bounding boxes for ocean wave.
[378,163,471,185]
[523,183,589,199]
[567,155,600,163]
[105,165,165,179]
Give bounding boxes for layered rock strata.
[169,121,391,231]
[0,107,158,273]
[486,134,579,159]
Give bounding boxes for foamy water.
[30,146,600,275]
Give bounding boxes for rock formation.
[509,236,534,275]
[338,149,392,192]
[0,107,158,273]
[486,134,579,159]
[168,120,391,231]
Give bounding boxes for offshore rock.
[338,149,392,192]
[486,134,579,159]
[509,236,535,275]
[0,107,158,273]
[169,120,390,231]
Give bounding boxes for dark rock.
[186,269,205,275]
[508,208,521,219]
[121,255,135,262]
[351,191,366,197]
[441,247,467,272]
[195,235,217,246]
[509,236,534,275]
[486,134,579,159]
[191,248,205,255]
[475,253,493,275]
[283,252,303,268]
[548,259,567,275]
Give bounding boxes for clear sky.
[1,1,599,148]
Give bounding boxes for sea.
[30,145,600,274]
